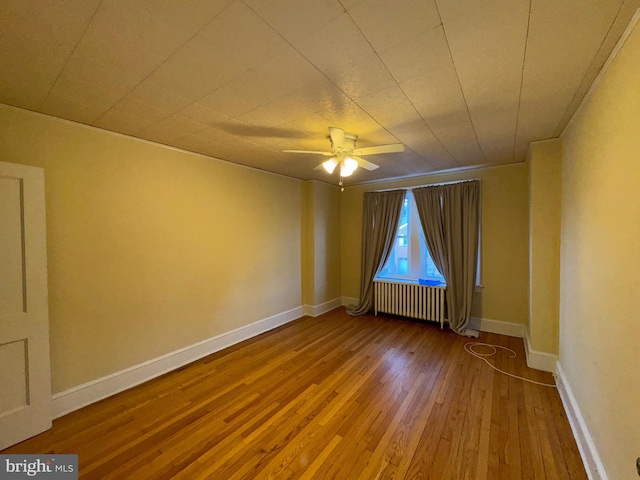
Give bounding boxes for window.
[377,192,446,284]
[377,190,481,285]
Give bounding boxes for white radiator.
[374,280,446,328]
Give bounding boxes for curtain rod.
[372,178,481,193]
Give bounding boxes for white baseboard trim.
[470,316,526,338]
[52,306,304,419]
[303,298,343,317]
[341,296,359,307]
[524,329,558,373]
[556,362,608,480]
[468,318,557,373]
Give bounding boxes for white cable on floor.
[464,342,557,388]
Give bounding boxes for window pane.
[419,231,445,282]
[378,197,409,277]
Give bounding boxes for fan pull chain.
[339,175,344,191]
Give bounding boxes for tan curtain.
[347,189,406,316]
[413,181,480,334]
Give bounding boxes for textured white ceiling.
[1,0,638,184]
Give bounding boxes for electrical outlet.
[636,457,640,476]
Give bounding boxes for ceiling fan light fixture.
[283,127,401,188]
[340,158,358,177]
[343,157,358,172]
[322,158,338,174]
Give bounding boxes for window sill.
[375,277,484,293]
[374,277,446,287]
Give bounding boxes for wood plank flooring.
[2,309,587,479]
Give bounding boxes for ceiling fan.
[283,127,404,189]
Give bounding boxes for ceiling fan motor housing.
[331,133,358,154]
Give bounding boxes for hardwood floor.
[3,309,587,479]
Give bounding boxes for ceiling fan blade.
[353,143,405,156]
[329,127,346,148]
[353,156,379,171]
[283,149,334,156]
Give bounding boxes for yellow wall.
[301,181,315,305]
[528,139,561,354]
[301,180,342,306]
[560,21,640,480]
[0,104,302,394]
[341,164,529,325]
[311,182,342,305]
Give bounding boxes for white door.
[0,161,51,450]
